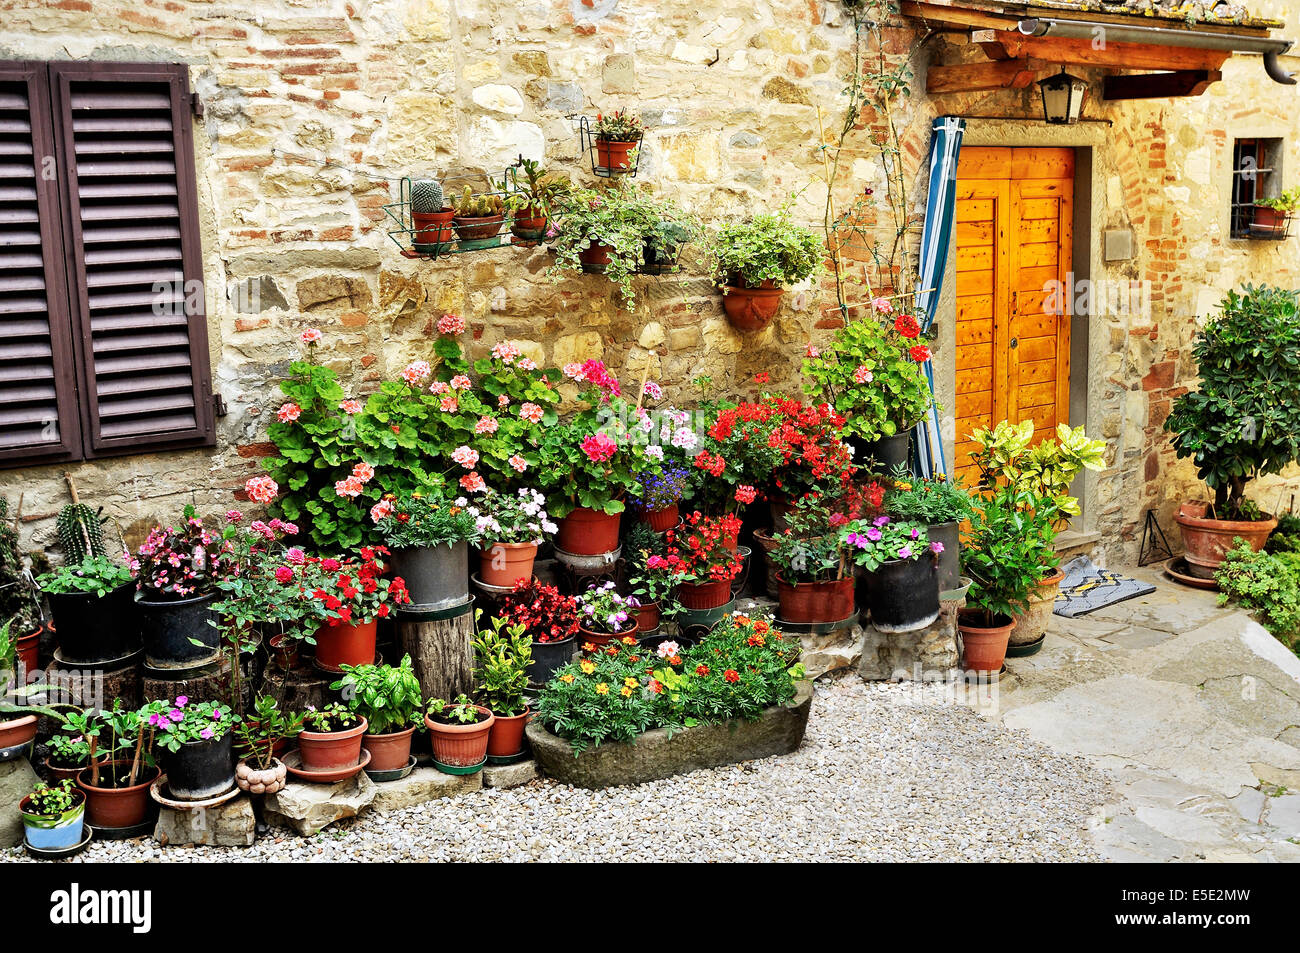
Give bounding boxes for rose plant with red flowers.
[801,303,936,443]
[496,579,580,644]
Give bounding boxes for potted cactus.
[409,176,454,253]
[451,186,506,248]
[592,108,643,174]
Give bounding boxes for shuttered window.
[0,61,213,467]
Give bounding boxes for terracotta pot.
[453,213,505,241]
[16,626,39,672]
[77,761,160,829]
[314,619,377,672]
[578,240,614,272]
[639,503,679,533]
[234,757,287,795]
[595,138,640,172]
[1253,205,1289,233]
[776,575,855,624]
[412,208,455,246]
[676,578,731,610]
[578,623,637,652]
[46,756,103,785]
[0,714,37,750]
[722,281,784,332]
[361,725,417,772]
[958,612,1016,673]
[486,707,529,758]
[479,541,538,588]
[511,206,548,240]
[1010,568,1065,646]
[1174,502,1276,579]
[425,706,495,767]
[635,600,662,632]
[557,506,621,556]
[297,715,368,771]
[268,634,299,670]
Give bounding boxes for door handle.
[1010,337,1019,349]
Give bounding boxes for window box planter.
[526,679,813,789]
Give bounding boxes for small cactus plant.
[410,176,444,214]
[452,186,504,219]
[56,503,107,563]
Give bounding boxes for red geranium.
[660,511,744,583]
[299,545,409,626]
[909,345,932,363]
[894,313,921,338]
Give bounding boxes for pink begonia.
[475,416,499,435]
[492,341,520,364]
[872,297,894,314]
[225,509,243,523]
[452,445,479,469]
[508,454,528,473]
[339,399,363,414]
[449,374,472,390]
[437,313,465,335]
[459,471,487,493]
[244,476,278,505]
[352,462,375,483]
[853,364,873,384]
[519,402,544,423]
[277,402,301,423]
[334,476,364,498]
[440,395,459,413]
[301,328,323,345]
[401,361,431,386]
[370,499,394,523]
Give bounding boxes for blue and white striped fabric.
[911,116,966,478]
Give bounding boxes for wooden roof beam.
[992,32,1230,72]
[1102,69,1222,100]
[927,57,1048,93]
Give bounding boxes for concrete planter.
[526,680,813,789]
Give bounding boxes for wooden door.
[952,147,1073,486]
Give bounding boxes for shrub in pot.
[149,696,239,800]
[65,702,161,829]
[332,654,425,772]
[231,695,303,794]
[20,778,85,851]
[841,517,941,632]
[496,579,580,685]
[709,205,823,331]
[575,581,641,649]
[45,732,102,784]
[591,108,644,174]
[660,512,745,610]
[38,556,138,665]
[1253,186,1300,233]
[297,703,367,771]
[801,304,935,461]
[131,506,230,669]
[959,486,1051,672]
[424,695,494,771]
[1164,285,1300,577]
[627,523,675,633]
[882,465,973,594]
[472,615,533,758]
[374,488,479,610]
[469,486,558,587]
[769,528,856,625]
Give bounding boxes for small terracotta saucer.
[282,748,371,783]
[1164,556,1219,591]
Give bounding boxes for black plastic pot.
[137,591,221,669]
[867,555,939,633]
[48,582,141,664]
[857,432,911,471]
[527,636,577,688]
[164,732,235,800]
[927,521,961,593]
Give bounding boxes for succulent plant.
[410,176,445,214]
[56,502,108,563]
[452,186,504,218]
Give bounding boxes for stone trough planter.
[526,680,813,789]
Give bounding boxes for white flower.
[645,446,664,461]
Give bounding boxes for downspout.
[1017,17,1297,84]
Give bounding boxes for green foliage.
[1256,187,1300,213]
[56,503,107,562]
[960,487,1058,624]
[232,696,305,770]
[801,315,934,438]
[710,204,823,290]
[593,108,643,141]
[301,702,359,734]
[374,490,479,549]
[46,732,92,770]
[1165,285,1300,517]
[37,556,133,597]
[969,420,1106,524]
[1215,541,1300,648]
[770,531,850,583]
[1268,514,1300,554]
[332,654,425,735]
[25,778,79,818]
[0,497,41,635]
[840,517,932,571]
[472,615,532,717]
[883,466,973,524]
[536,614,804,754]
[497,158,571,217]
[427,694,487,725]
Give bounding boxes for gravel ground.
[4,677,1112,862]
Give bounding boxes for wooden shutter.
[0,62,81,464]
[50,61,213,457]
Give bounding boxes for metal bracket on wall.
[1138,508,1174,567]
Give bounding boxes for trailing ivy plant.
[708,204,823,290]
[1164,285,1300,520]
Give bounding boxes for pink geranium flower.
[437,313,465,335]
[475,416,499,435]
[452,445,479,469]
[580,432,618,463]
[338,399,363,414]
[301,328,322,345]
[276,402,301,423]
[519,402,544,423]
[508,454,528,473]
[244,476,278,505]
[459,471,487,493]
[401,361,431,386]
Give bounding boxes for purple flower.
[168,709,183,722]
[212,709,222,721]
[873,516,891,528]
[844,532,861,548]
[199,727,213,740]
[930,541,945,555]
[148,713,163,728]
[866,527,882,542]
[909,528,920,540]
[175,695,188,707]
[898,546,913,559]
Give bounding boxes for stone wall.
[1,0,1298,568]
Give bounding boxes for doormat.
[1052,556,1156,618]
